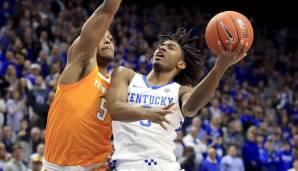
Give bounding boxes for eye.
[168,45,175,50]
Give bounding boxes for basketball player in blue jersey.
[107,28,249,170]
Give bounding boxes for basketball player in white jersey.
[107,28,249,170]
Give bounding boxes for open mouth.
[155,51,165,60]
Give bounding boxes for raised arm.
[59,0,121,84]
[180,39,249,117]
[106,67,173,128]
[68,0,121,62]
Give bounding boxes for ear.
[177,60,186,70]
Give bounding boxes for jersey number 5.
[96,98,108,122]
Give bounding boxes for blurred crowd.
[0,0,298,171]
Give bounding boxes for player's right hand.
[146,103,176,130]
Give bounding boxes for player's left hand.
[146,103,177,130]
[215,38,249,71]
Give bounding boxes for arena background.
[0,0,297,171]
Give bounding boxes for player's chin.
[152,60,166,68]
[100,53,114,61]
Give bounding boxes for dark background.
[122,0,296,27]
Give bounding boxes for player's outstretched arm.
[106,67,173,129]
[59,0,121,84]
[180,39,249,117]
[68,0,121,63]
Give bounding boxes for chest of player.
[127,84,178,107]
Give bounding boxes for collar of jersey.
[142,75,174,89]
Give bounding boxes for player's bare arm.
[106,67,174,129]
[180,39,249,117]
[59,0,121,84]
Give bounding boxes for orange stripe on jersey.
[44,67,112,166]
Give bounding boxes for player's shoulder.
[179,85,193,96]
[111,66,135,81]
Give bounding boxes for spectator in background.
[240,109,256,133]
[29,76,49,128]
[220,145,244,171]
[259,139,280,171]
[0,142,10,170]
[208,99,222,118]
[4,143,27,171]
[45,61,60,91]
[199,147,220,171]
[38,31,51,55]
[0,74,9,96]
[28,127,43,161]
[47,45,63,66]
[280,114,291,140]
[223,120,244,154]
[271,127,283,152]
[210,136,224,161]
[256,134,265,149]
[0,49,14,76]
[0,1,13,27]
[199,108,210,127]
[20,126,43,163]
[174,131,185,161]
[183,126,207,165]
[186,116,206,141]
[17,119,30,142]
[4,65,18,88]
[21,60,32,77]
[291,101,298,123]
[28,155,42,171]
[29,143,44,170]
[205,116,223,145]
[25,63,41,88]
[219,95,233,115]
[279,141,294,171]
[288,160,298,171]
[0,96,5,127]
[6,89,26,132]
[1,126,16,153]
[242,130,260,171]
[179,146,196,171]
[36,50,49,77]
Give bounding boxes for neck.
[147,69,176,86]
[98,66,108,75]
[208,157,216,162]
[14,158,21,162]
[230,155,236,158]
[97,59,110,75]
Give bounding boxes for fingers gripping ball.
[205,11,254,56]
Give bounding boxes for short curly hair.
[159,28,204,87]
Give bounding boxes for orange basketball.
[205,11,254,56]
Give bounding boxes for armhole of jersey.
[127,71,138,88]
[176,84,184,119]
[58,66,97,89]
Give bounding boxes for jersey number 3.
[96,98,108,122]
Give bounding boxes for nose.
[158,45,165,52]
[104,37,111,44]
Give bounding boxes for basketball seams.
[206,16,221,55]
[216,15,227,51]
[225,12,241,48]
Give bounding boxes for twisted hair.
[159,28,204,87]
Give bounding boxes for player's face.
[152,40,186,71]
[97,31,115,61]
